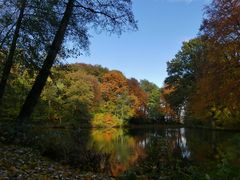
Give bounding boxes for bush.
[91,113,123,127]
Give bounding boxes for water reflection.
[163,128,191,159]
[87,128,145,176]
[86,128,194,177]
[36,127,240,178]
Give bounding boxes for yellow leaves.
[91,113,123,128]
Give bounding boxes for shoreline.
[0,142,100,179]
[1,121,240,132]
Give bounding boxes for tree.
[0,0,63,102]
[0,1,19,48]
[164,38,207,121]
[101,71,128,102]
[127,78,148,118]
[40,67,100,124]
[0,0,26,101]
[160,85,178,122]
[193,0,240,127]
[0,62,34,119]
[200,0,240,61]
[63,70,100,120]
[164,0,240,127]
[69,63,109,82]
[140,80,162,121]
[17,0,137,122]
[17,0,75,122]
[100,70,133,120]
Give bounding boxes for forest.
[0,62,165,127]
[0,0,240,179]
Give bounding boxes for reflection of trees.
[34,127,240,178]
[184,129,240,178]
[124,128,192,178]
[164,128,190,159]
[184,129,228,163]
[88,128,240,178]
[129,128,191,160]
[185,129,240,164]
[32,128,110,172]
[87,128,145,176]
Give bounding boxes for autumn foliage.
[0,62,165,126]
[165,0,240,127]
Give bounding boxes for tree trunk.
[17,0,74,123]
[0,22,17,49]
[0,0,26,103]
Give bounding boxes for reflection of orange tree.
[87,128,145,176]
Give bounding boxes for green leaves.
[164,38,207,122]
[140,80,163,121]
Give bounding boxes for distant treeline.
[0,62,172,127]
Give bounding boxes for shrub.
[91,113,123,127]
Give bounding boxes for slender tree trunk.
[48,100,51,119]
[0,22,17,49]
[17,0,74,123]
[0,0,26,103]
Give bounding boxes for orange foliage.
[190,57,240,122]
[190,0,240,125]
[100,70,128,102]
[127,78,148,117]
[201,0,240,60]
[161,84,177,119]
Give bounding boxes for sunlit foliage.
[165,0,240,127]
[0,62,165,126]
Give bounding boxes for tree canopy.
[164,0,240,127]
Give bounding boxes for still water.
[37,127,240,178]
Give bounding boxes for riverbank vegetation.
[0,62,165,127]
[163,0,240,129]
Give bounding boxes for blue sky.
[69,0,210,87]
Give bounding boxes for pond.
[35,127,240,179]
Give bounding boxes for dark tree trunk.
[0,22,17,49]
[17,0,74,122]
[0,0,26,103]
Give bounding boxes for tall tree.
[100,70,133,120]
[0,0,63,103]
[194,0,240,127]
[165,0,240,127]
[40,67,100,123]
[200,0,240,61]
[17,0,137,122]
[140,80,162,121]
[128,78,148,118]
[160,85,177,121]
[164,38,207,120]
[17,0,75,122]
[0,0,26,102]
